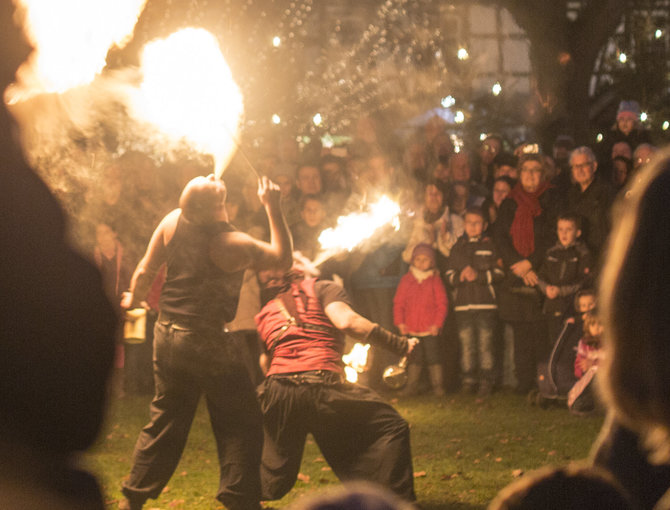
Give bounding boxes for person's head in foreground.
[289,482,415,510]
[599,147,670,464]
[489,464,632,510]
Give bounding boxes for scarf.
[509,181,550,257]
[410,265,435,283]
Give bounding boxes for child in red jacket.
[393,243,448,396]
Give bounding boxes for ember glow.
[342,343,370,383]
[318,195,401,254]
[129,28,244,178]
[8,0,146,102]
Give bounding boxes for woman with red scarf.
[494,153,558,395]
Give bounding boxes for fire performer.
[119,174,292,510]
[255,264,419,503]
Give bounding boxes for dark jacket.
[493,187,559,322]
[445,234,504,311]
[564,176,615,265]
[537,241,592,315]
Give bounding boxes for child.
[393,243,448,396]
[291,194,328,261]
[537,214,592,345]
[568,311,603,415]
[446,207,504,396]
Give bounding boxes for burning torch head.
[179,174,227,224]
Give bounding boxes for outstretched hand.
[407,337,420,355]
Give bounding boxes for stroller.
[530,315,582,407]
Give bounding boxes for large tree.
[487,0,628,145]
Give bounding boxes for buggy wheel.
[527,389,539,406]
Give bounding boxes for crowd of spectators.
[66,100,657,403]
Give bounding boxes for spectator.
[402,182,464,272]
[536,214,591,344]
[446,207,504,396]
[564,146,615,268]
[489,464,632,510]
[591,147,670,509]
[611,156,633,191]
[292,194,328,261]
[483,176,514,228]
[393,243,448,396]
[494,153,558,394]
[632,143,657,174]
[567,311,603,415]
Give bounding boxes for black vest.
[159,215,243,324]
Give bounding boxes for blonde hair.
[599,146,670,463]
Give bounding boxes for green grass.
[88,392,604,509]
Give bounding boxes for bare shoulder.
[209,230,258,273]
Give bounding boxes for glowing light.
[663,120,669,131]
[655,29,663,39]
[640,111,648,122]
[451,134,464,153]
[130,28,244,178]
[318,196,401,253]
[441,95,455,108]
[479,133,487,141]
[619,52,627,63]
[312,113,322,126]
[596,133,603,143]
[272,35,281,47]
[342,343,370,383]
[8,0,147,100]
[457,47,469,60]
[454,110,465,124]
[272,114,281,124]
[492,82,502,96]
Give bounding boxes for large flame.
[8,0,147,101]
[314,195,401,265]
[129,28,244,178]
[342,343,370,383]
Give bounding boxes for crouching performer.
[255,265,418,503]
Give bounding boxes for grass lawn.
[88,392,604,509]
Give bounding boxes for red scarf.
[509,181,550,257]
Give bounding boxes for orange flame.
[342,343,370,383]
[8,0,147,102]
[129,28,244,177]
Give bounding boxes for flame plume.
[129,28,244,178]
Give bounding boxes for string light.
[492,82,502,96]
[655,29,663,39]
[457,47,469,60]
[441,95,455,108]
[454,110,465,123]
[619,52,627,63]
[312,113,322,126]
[663,120,669,131]
[640,111,648,122]
[272,36,281,47]
[596,133,603,142]
[272,114,281,124]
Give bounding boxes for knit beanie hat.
[617,100,640,121]
[411,243,435,267]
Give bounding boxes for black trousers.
[257,372,416,502]
[122,320,263,510]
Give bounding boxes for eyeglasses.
[571,162,594,170]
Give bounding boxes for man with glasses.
[565,147,615,270]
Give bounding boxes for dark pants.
[122,320,263,510]
[257,372,416,502]
[510,320,548,393]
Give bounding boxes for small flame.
[318,195,401,253]
[129,28,244,178]
[342,343,370,383]
[8,0,147,101]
